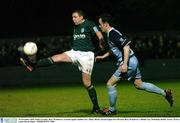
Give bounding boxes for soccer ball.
[23,42,38,55]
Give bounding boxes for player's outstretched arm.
[95,50,112,61]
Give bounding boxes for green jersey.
[72,20,99,51]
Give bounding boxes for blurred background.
[0,0,180,85]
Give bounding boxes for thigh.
[126,56,140,80]
[114,56,139,80]
[64,50,77,62]
[65,50,94,75]
[76,51,95,75]
[51,52,72,62]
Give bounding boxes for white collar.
[107,27,114,37]
[80,19,85,24]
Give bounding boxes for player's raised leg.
[37,52,72,67]
[134,78,174,107]
[20,53,72,71]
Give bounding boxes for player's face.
[72,12,83,25]
[98,18,107,33]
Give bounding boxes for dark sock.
[36,57,54,67]
[87,85,100,110]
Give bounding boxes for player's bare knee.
[83,81,91,88]
[51,54,61,62]
[134,79,143,89]
[106,76,118,87]
[134,84,141,89]
[82,73,91,88]
[107,82,113,87]
[107,82,110,86]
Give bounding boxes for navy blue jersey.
[107,28,134,63]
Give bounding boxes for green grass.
[0,80,180,117]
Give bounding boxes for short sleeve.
[88,20,100,35]
[109,30,131,49]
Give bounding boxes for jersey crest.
[81,28,85,33]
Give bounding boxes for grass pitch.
[0,80,180,117]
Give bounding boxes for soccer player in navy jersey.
[96,14,174,115]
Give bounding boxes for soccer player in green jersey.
[20,10,105,114]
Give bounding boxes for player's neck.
[107,26,113,33]
[79,19,85,25]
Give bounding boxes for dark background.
[0,0,180,85]
[0,0,180,38]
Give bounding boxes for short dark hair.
[72,10,85,18]
[99,13,114,26]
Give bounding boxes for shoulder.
[84,20,96,26]
[85,19,94,24]
[109,29,117,36]
[109,29,121,39]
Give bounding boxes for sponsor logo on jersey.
[73,34,86,40]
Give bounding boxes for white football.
[23,42,38,55]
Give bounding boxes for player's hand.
[95,56,104,62]
[120,63,128,73]
[99,40,105,51]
